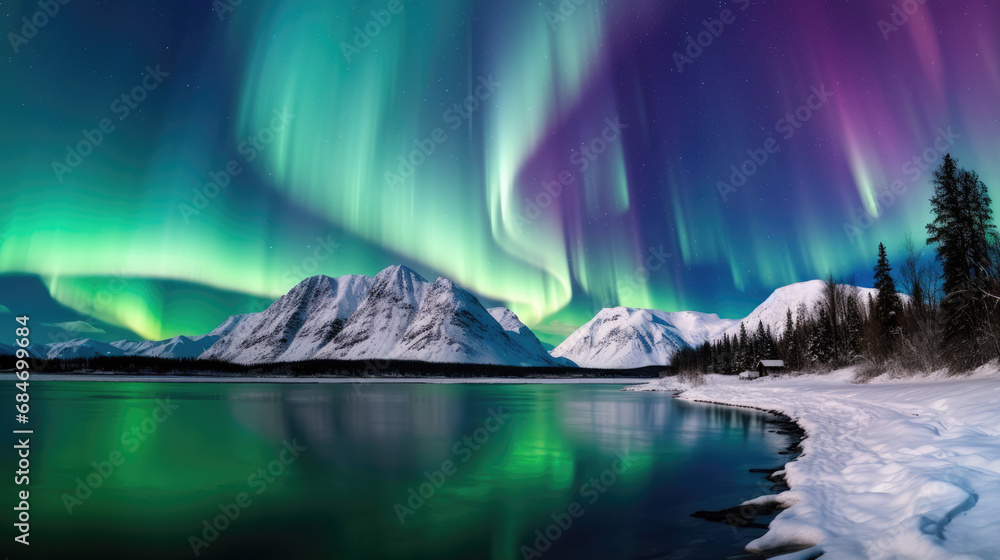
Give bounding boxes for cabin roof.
[758,360,785,368]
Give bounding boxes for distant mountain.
[28,266,562,367]
[312,267,561,366]
[659,311,738,347]
[718,279,881,341]
[383,278,563,366]
[551,307,732,369]
[553,279,902,369]
[0,275,146,344]
[42,312,248,361]
[111,335,219,359]
[314,266,430,360]
[22,273,908,371]
[46,338,124,360]
[208,314,252,336]
[200,275,373,364]
[488,307,571,365]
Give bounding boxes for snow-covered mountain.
[208,314,252,337]
[312,266,560,366]
[111,335,219,359]
[17,266,559,367]
[41,312,248,361]
[488,307,570,365]
[30,266,560,367]
[46,338,125,360]
[659,311,738,347]
[554,279,904,368]
[313,265,431,360]
[382,278,563,365]
[718,279,880,341]
[551,307,730,369]
[200,274,374,364]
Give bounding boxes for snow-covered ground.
[629,366,1000,559]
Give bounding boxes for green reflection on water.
[3,381,788,559]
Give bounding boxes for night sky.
[1,0,998,345]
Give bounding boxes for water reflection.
[21,381,792,560]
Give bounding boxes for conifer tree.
[755,321,767,360]
[926,155,999,368]
[783,308,799,370]
[874,242,902,354]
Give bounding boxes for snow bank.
[628,368,1000,559]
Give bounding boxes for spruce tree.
[874,242,902,354]
[755,320,770,361]
[783,308,798,370]
[737,323,749,371]
[926,154,998,368]
[810,306,834,366]
[845,294,863,359]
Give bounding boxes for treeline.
[675,154,1000,377]
[16,355,663,379]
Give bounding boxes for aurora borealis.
[1,0,999,345]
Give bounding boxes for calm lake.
[3,381,793,559]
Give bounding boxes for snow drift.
[630,367,1000,559]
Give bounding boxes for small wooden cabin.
[757,360,785,377]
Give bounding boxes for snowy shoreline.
[627,366,1000,559]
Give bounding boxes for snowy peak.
[488,307,528,333]
[278,274,375,361]
[111,335,220,359]
[718,279,882,341]
[200,273,375,364]
[388,279,556,365]
[658,311,737,348]
[368,265,429,308]
[314,271,560,366]
[208,314,250,337]
[551,307,693,369]
[34,265,561,368]
[313,266,432,360]
[46,338,124,360]
[487,307,554,358]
